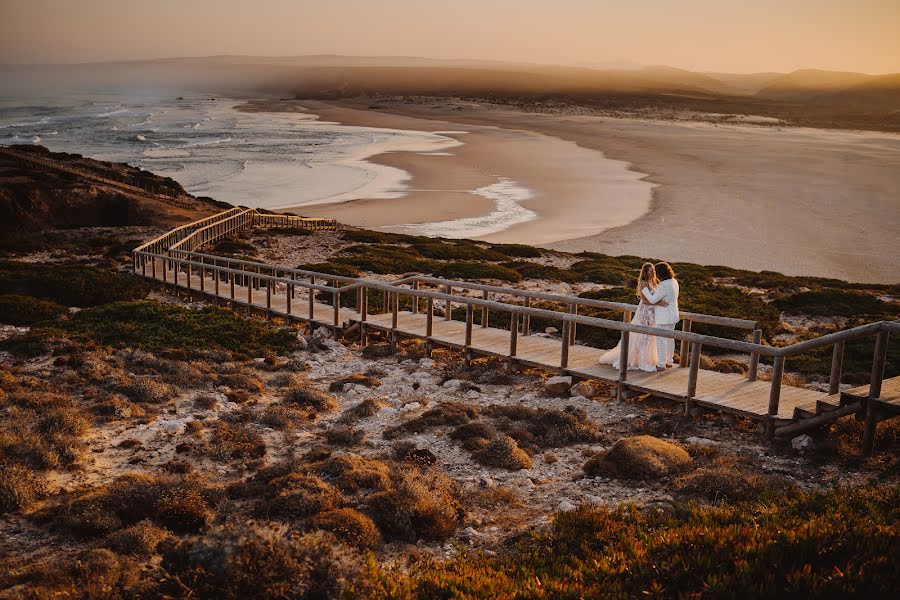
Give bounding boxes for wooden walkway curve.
[133,208,897,455]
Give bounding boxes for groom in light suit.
[641,262,680,369]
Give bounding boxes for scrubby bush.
[102,520,173,556]
[44,300,298,357]
[0,462,45,514]
[384,401,479,438]
[672,464,788,502]
[365,485,900,597]
[312,508,381,549]
[203,421,266,462]
[774,288,898,318]
[484,404,603,451]
[296,262,362,278]
[311,455,392,494]
[583,435,692,480]
[329,373,382,391]
[0,260,148,307]
[0,294,66,325]
[283,380,338,413]
[434,261,523,282]
[160,523,361,599]
[324,426,366,446]
[489,243,543,258]
[475,435,533,470]
[338,397,388,423]
[49,474,215,539]
[368,467,463,542]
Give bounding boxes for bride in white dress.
[598,263,664,372]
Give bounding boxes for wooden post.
[199,266,205,292]
[560,320,570,369]
[508,313,519,370]
[861,330,889,457]
[426,297,434,357]
[286,284,292,315]
[569,304,577,344]
[247,275,253,306]
[482,290,489,328]
[152,257,156,279]
[266,281,272,317]
[332,289,340,335]
[391,289,399,345]
[412,281,419,314]
[679,320,693,367]
[445,285,452,321]
[360,287,368,346]
[616,331,630,402]
[214,269,220,297]
[828,341,845,395]
[766,355,785,439]
[465,304,474,364]
[230,275,235,304]
[686,343,702,416]
[523,296,531,335]
[308,277,315,321]
[186,263,192,290]
[748,328,762,380]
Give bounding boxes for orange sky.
[1,0,898,73]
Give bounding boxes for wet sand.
[287,101,654,245]
[287,100,900,284]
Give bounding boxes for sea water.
[0,91,462,211]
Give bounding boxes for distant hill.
[754,69,875,101]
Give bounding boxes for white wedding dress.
[598,299,659,372]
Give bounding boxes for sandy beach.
[278,99,900,284]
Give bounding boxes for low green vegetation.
[434,261,522,283]
[363,484,899,598]
[0,260,148,307]
[0,294,66,325]
[774,289,899,319]
[38,300,298,358]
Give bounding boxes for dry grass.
[583,435,693,480]
[384,401,479,439]
[282,380,338,414]
[323,425,366,447]
[368,466,463,542]
[201,420,266,463]
[310,455,392,495]
[101,520,174,556]
[0,462,45,514]
[338,397,389,424]
[671,460,790,502]
[158,523,362,599]
[475,435,533,470]
[312,508,382,549]
[483,404,604,452]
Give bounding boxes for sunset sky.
[2,0,898,73]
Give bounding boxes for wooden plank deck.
[362,311,831,421]
[843,376,900,413]
[143,259,842,424]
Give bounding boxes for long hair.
[636,262,659,298]
[655,262,675,281]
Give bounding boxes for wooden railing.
[133,211,895,452]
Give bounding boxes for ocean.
[0,91,461,211]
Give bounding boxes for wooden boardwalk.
[133,208,897,455]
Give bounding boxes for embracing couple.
[600,261,680,372]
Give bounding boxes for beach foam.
[392,178,538,238]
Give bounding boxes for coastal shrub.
[48,474,216,539]
[489,243,543,258]
[310,455,392,495]
[501,261,577,281]
[202,421,266,462]
[329,373,382,391]
[342,229,423,245]
[483,404,603,451]
[774,288,898,319]
[0,462,45,514]
[102,520,173,556]
[434,261,523,282]
[413,241,508,262]
[324,426,366,446]
[337,245,438,274]
[680,281,781,339]
[296,261,361,278]
[367,484,900,598]
[671,463,787,502]
[338,397,389,423]
[209,237,258,257]
[236,467,341,521]
[569,254,645,286]
[159,523,361,599]
[42,300,297,357]
[283,380,338,413]
[312,508,382,549]
[0,260,148,307]
[0,294,66,325]
[475,435,533,470]
[384,401,480,438]
[583,435,692,480]
[367,467,463,542]
[786,335,900,383]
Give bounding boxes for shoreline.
[267,100,655,246]
[287,99,899,284]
